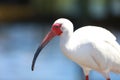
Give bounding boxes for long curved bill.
[31,30,56,71]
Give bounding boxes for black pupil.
[56,26,59,28]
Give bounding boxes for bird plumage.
[32,18,120,80]
[58,19,120,79]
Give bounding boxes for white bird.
[31,18,120,80]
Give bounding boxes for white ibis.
[31,18,120,80]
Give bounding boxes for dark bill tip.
[31,31,56,71]
[31,45,43,71]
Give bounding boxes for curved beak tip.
[31,31,56,71]
[31,64,34,71]
[31,67,34,71]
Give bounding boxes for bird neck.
[60,31,73,52]
[60,31,72,42]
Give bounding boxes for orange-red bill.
[31,30,56,71]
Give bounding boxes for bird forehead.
[54,18,71,24]
[52,23,62,27]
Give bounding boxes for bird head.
[31,18,73,71]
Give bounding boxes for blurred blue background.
[0,0,120,80]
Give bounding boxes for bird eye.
[55,26,59,28]
[52,23,62,29]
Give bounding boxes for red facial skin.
[52,23,62,35]
[31,23,62,71]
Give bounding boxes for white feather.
[55,18,120,79]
